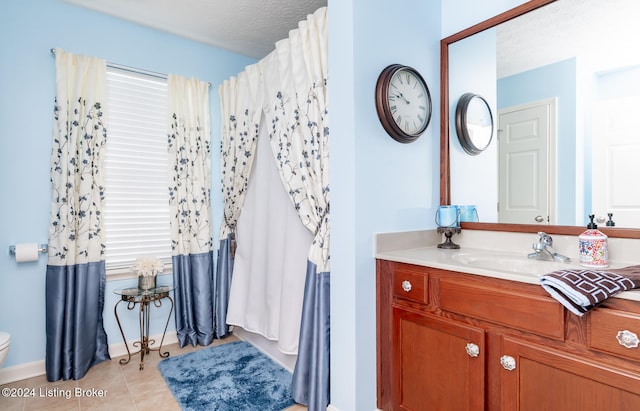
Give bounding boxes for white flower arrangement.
[131,257,165,277]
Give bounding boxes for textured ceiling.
[497,0,640,78]
[62,0,327,59]
[60,0,640,76]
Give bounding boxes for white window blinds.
[103,67,172,274]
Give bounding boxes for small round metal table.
[113,285,174,370]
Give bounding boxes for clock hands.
[392,92,411,105]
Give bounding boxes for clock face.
[375,64,432,143]
[387,68,430,136]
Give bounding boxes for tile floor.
[0,334,307,411]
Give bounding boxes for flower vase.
[138,275,156,291]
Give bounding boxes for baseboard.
[0,331,178,385]
[0,360,45,386]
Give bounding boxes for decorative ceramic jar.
[578,215,608,268]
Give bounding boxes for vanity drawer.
[393,268,428,305]
[589,308,640,362]
[438,277,565,340]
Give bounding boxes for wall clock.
[455,93,494,155]
[375,64,432,143]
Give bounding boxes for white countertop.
[375,230,640,302]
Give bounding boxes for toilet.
[0,332,10,367]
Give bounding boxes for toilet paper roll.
[14,243,39,262]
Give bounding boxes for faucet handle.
[537,232,552,245]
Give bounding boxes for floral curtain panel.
[261,8,330,273]
[167,74,215,347]
[215,66,261,337]
[46,48,110,381]
[218,65,262,240]
[217,7,329,409]
[259,7,330,410]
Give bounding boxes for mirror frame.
[439,0,640,239]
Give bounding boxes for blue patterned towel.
[540,266,640,316]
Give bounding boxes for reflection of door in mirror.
[497,58,577,226]
[592,95,640,227]
[498,99,555,225]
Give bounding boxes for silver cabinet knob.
[616,330,639,349]
[596,216,606,224]
[465,343,480,358]
[401,280,412,292]
[500,355,516,371]
[534,215,544,222]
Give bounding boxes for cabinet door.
[393,306,485,411]
[494,333,640,410]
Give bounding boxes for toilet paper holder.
[8,244,48,256]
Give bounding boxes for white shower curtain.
[226,115,313,354]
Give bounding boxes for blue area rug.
[158,340,296,411]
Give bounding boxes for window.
[103,67,171,275]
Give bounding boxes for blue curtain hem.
[45,261,111,381]
[172,251,215,347]
[291,260,330,411]
[213,236,234,339]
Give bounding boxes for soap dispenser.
[606,213,616,227]
[578,214,608,268]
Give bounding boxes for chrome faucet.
[528,232,570,262]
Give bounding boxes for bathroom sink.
[450,251,571,276]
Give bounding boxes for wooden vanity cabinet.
[491,331,640,410]
[393,306,485,410]
[377,259,640,411]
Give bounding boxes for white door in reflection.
[592,95,640,227]
[498,99,556,224]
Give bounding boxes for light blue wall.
[328,1,357,409]
[329,2,529,408]
[329,1,441,409]
[330,1,529,409]
[449,28,498,221]
[0,0,254,368]
[1,0,558,409]
[498,58,578,225]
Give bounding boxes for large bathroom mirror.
[440,0,640,238]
